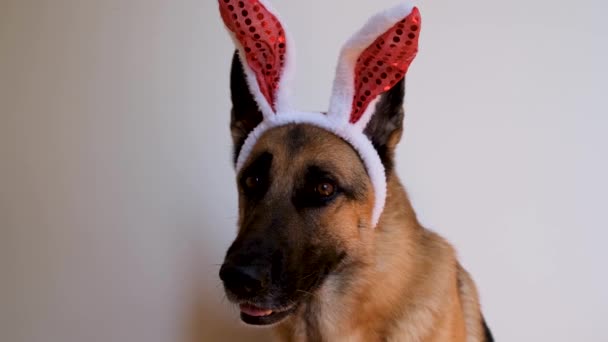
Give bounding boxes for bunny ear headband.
[218,0,421,227]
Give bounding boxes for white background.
[1,0,607,341]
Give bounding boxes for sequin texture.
[219,0,287,111]
[351,8,421,123]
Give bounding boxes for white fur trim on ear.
[328,1,415,125]
[235,112,387,228]
[257,0,296,115]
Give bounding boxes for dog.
[217,1,492,341]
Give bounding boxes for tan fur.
[241,125,485,341]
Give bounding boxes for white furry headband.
[218,0,421,227]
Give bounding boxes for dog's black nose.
[219,263,269,296]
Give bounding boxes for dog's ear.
[230,51,263,164]
[364,78,405,174]
[220,0,292,165]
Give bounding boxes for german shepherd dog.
[218,51,493,341]
[216,1,492,339]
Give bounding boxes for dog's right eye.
[239,173,269,199]
[238,152,272,199]
[244,175,260,189]
[241,173,268,195]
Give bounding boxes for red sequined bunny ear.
[219,0,289,115]
[351,7,420,124]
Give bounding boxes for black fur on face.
[220,148,354,324]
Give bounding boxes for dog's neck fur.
[275,173,483,342]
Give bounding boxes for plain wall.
[1,0,607,341]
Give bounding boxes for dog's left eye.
[315,182,336,198]
[293,178,339,208]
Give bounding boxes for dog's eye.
[315,182,336,198]
[293,178,339,208]
[244,175,261,189]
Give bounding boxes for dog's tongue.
[240,304,273,317]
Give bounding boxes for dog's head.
[217,0,421,326]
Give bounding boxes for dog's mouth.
[238,302,298,326]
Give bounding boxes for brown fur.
[222,50,489,341]
[233,125,486,341]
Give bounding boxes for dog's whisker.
[296,289,315,299]
[299,271,319,282]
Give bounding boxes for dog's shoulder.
[456,263,490,341]
[383,227,490,341]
